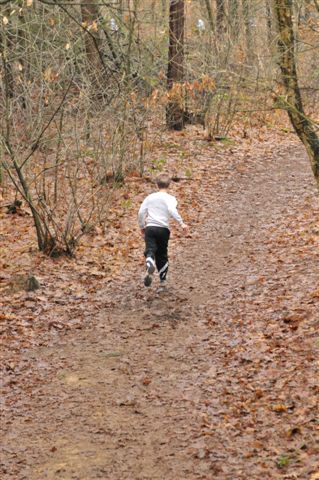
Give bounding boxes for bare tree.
[265,0,273,46]
[229,0,239,40]
[166,0,185,130]
[0,2,150,256]
[80,0,103,75]
[0,9,14,99]
[242,0,255,64]
[203,0,215,31]
[216,0,226,36]
[274,0,319,188]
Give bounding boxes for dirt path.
[2,142,319,479]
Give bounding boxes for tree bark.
[1,49,14,99]
[216,0,226,36]
[0,13,14,99]
[80,0,104,88]
[242,0,254,64]
[203,0,215,32]
[166,0,185,130]
[265,0,273,46]
[274,0,319,188]
[313,0,319,13]
[229,0,239,40]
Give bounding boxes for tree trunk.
[274,0,319,188]
[80,0,104,88]
[313,0,319,13]
[265,0,273,46]
[166,0,185,130]
[203,0,215,32]
[242,0,254,64]
[216,0,226,37]
[229,0,239,40]
[0,14,14,99]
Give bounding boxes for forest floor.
[1,126,319,480]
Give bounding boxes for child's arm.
[168,198,188,231]
[138,198,148,229]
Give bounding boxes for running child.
[138,173,188,287]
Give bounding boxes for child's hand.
[181,222,189,233]
[140,228,145,237]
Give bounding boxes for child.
[138,173,188,288]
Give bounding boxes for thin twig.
[19,73,74,170]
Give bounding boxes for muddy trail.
[2,141,319,479]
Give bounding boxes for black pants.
[144,226,170,281]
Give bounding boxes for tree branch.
[19,72,74,170]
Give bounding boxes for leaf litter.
[1,126,318,479]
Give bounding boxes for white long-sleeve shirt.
[138,191,183,229]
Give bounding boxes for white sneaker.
[146,257,155,274]
[144,257,155,287]
[144,273,152,287]
[157,280,167,292]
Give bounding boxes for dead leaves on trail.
[1,127,319,479]
[0,127,207,355]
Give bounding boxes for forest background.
[1,1,319,478]
[1,0,318,256]
[1,0,319,365]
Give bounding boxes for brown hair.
[156,173,171,189]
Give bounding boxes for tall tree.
[0,9,14,100]
[313,0,319,13]
[265,0,273,46]
[274,0,319,188]
[80,0,104,87]
[203,0,215,32]
[229,0,239,40]
[242,0,254,64]
[216,0,226,36]
[166,0,185,130]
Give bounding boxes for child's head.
[156,173,171,190]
